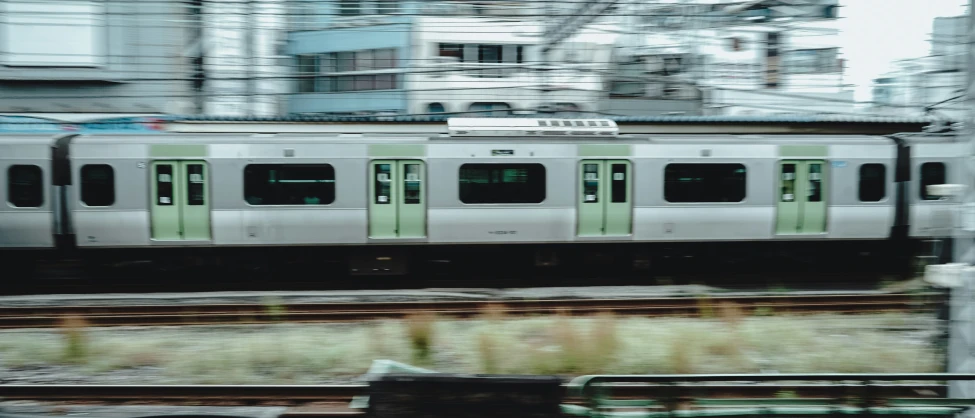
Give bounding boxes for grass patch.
[0,313,941,384]
[406,312,437,365]
[58,315,91,364]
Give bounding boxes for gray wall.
[0,1,197,114]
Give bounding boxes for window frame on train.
[857,163,886,202]
[663,163,747,203]
[80,164,116,207]
[7,164,43,208]
[458,163,546,204]
[919,162,947,201]
[243,164,336,206]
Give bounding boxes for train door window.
[80,164,115,207]
[186,164,206,205]
[156,165,174,205]
[244,164,335,205]
[403,163,422,204]
[858,163,886,202]
[807,163,823,202]
[920,162,947,200]
[7,165,43,208]
[663,163,746,203]
[459,163,546,204]
[375,163,392,204]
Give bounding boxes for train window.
[244,164,335,205]
[858,164,886,202]
[156,165,174,205]
[459,163,546,204]
[80,164,115,206]
[7,165,43,208]
[920,162,947,200]
[186,164,205,206]
[664,163,746,203]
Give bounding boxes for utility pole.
[940,0,975,402]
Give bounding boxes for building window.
[438,43,464,62]
[338,0,359,16]
[1,1,105,66]
[245,164,336,205]
[80,164,115,206]
[376,0,397,14]
[478,45,502,63]
[7,165,43,207]
[920,162,947,200]
[858,164,886,202]
[459,163,546,204]
[664,163,746,203]
[782,48,841,74]
[297,55,317,93]
[468,102,512,116]
[302,48,399,93]
[428,103,445,113]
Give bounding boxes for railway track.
[0,293,944,329]
[0,383,948,404]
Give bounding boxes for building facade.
[871,15,967,120]
[0,0,201,115]
[604,0,850,117]
[285,0,616,116]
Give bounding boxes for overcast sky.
[837,0,968,101]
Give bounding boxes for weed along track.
[0,293,943,329]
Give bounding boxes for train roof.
[65,132,897,146]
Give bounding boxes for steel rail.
[0,383,948,403]
[0,293,944,329]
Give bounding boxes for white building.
[287,0,617,116]
[871,15,966,120]
[605,0,852,117]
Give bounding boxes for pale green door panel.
[397,160,426,238]
[577,160,632,237]
[603,160,632,236]
[775,160,827,235]
[775,162,800,234]
[180,162,211,240]
[577,161,604,236]
[150,161,181,240]
[800,161,827,234]
[369,161,398,238]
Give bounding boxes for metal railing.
[566,373,975,416]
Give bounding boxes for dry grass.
[0,313,942,384]
[58,315,91,364]
[405,312,437,365]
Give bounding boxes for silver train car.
[0,118,964,278]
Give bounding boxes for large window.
[920,162,947,200]
[296,55,317,93]
[858,163,886,202]
[664,163,746,203]
[298,48,399,93]
[7,165,43,207]
[244,164,336,205]
[80,164,115,206]
[782,48,841,74]
[459,164,545,204]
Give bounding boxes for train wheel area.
[0,239,918,296]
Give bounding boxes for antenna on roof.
[447,118,619,137]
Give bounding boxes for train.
[0,118,965,280]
